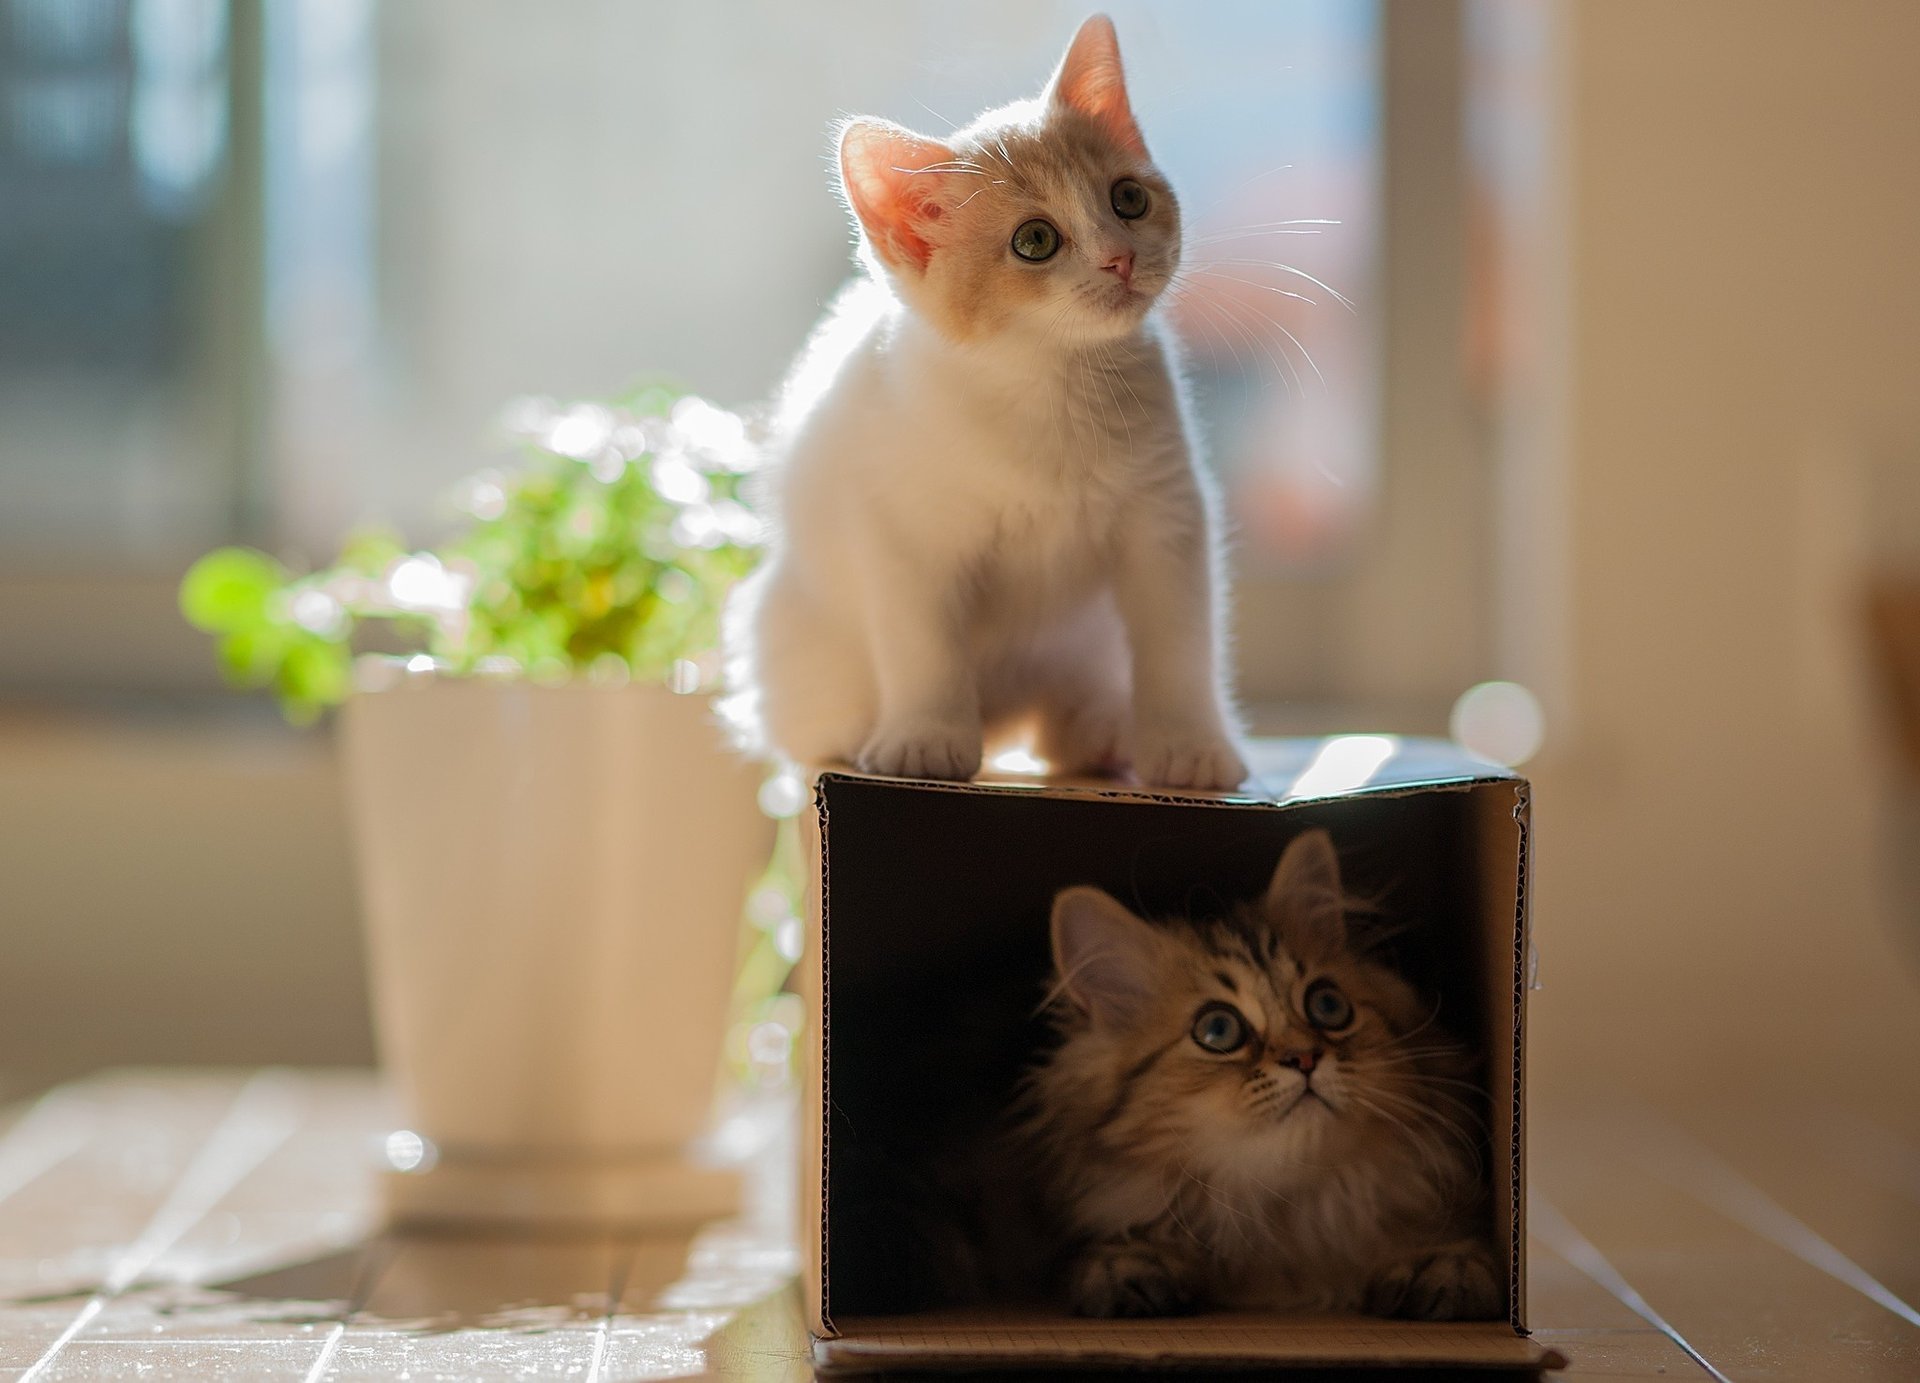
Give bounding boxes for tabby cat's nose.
[1277,1047,1322,1075]
[1102,251,1135,285]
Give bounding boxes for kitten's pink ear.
[1265,829,1347,953]
[1045,14,1147,158]
[837,118,961,272]
[1051,886,1162,1026]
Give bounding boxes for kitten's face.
[836,16,1180,347]
[1049,831,1470,1183]
[1128,918,1433,1174]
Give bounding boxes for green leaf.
[182,387,767,724]
[279,638,352,709]
[217,627,290,684]
[179,548,286,634]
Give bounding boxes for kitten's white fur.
[723,16,1247,789]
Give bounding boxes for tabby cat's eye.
[1191,1002,1249,1054]
[1110,177,1149,220]
[1303,979,1354,1032]
[1011,218,1062,262]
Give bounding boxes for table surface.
[0,1070,1916,1381]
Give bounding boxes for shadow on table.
[203,1229,819,1379]
[208,1227,701,1329]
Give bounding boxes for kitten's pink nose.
[1102,250,1135,286]
[1278,1047,1322,1075]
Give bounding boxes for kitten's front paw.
[1070,1244,1195,1318]
[856,719,982,781]
[1367,1241,1503,1321]
[1132,721,1249,790]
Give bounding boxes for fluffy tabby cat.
[723,15,1247,789]
[1024,829,1501,1319]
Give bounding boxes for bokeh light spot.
[383,1129,436,1173]
[1450,680,1545,767]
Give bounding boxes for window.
[0,0,245,557]
[3,1,1498,724]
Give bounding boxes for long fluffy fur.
[1020,830,1502,1319]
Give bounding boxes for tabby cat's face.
[1048,830,1470,1181]
[1135,918,1434,1169]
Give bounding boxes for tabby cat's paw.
[1367,1241,1503,1321]
[856,718,982,781]
[1069,1245,1195,1318]
[1132,721,1248,791]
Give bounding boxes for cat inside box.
[826,809,1501,1323]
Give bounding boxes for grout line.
[1634,1113,1920,1331]
[300,1236,396,1383]
[300,1309,349,1376]
[1530,1196,1731,1383]
[585,1237,637,1383]
[17,1071,306,1383]
[583,1316,612,1383]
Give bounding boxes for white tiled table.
[0,1070,810,1381]
[3,1068,1917,1379]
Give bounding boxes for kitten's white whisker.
[1190,230,1326,248]
[1105,343,1144,432]
[1093,345,1136,457]
[1185,270,1335,394]
[1183,263,1320,307]
[1202,288,1305,400]
[1167,272,1290,388]
[1353,1086,1486,1175]
[1196,258,1356,312]
[1207,217,1340,230]
[1344,1091,1465,1186]
[1164,296,1262,392]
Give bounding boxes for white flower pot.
[339,679,772,1227]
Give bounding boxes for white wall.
[1527,0,1920,1099]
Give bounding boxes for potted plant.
[181,387,782,1227]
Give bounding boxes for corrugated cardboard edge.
[814,1316,1568,1374]
[803,779,834,1338]
[1508,779,1533,1332]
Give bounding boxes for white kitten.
[724,15,1247,790]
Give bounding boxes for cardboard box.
[800,737,1563,1374]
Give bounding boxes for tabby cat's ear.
[1045,14,1148,159]
[1265,829,1347,954]
[1051,886,1162,1027]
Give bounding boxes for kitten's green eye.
[1011,219,1061,262]
[1110,178,1149,220]
[1191,1003,1249,1054]
[1304,980,1354,1031]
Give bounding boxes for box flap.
[817,1311,1566,1373]
[816,735,1515,809]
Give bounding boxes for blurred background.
[3,0,1918,1105]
